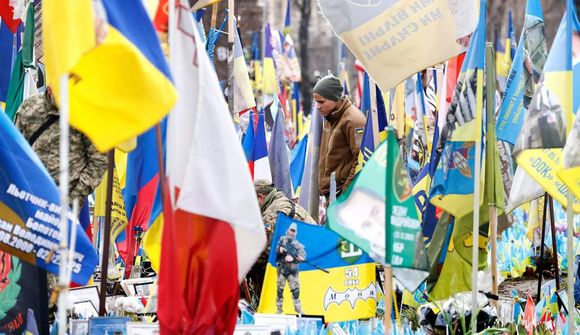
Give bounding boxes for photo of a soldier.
[275,223,306,315]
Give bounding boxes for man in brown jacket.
[314,75,365,200]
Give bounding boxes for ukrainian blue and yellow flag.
[258,214,380,322]
[338,43,351,96]
[356,72,387,173]
[496,0,546,144]
[430,0,486,219]
[250,32,262,92]
[514,0,580,213]
[290,134,308,197]
[43,0,177,152]
[496,9,516,91]
[263,23,278,95]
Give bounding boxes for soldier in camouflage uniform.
[15,91,107,207]
[245,181,315,307]
[14,90,107,315]
[275,223,306,314]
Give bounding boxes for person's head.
[286,223,297,240]
[313,75,344,117]
[254,180,275,205]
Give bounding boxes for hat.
[288,223,297,231]
[313,75,343,101]
[254,180,275,195]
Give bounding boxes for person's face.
[314,93,339,117]
[257,193,266,205]
[287,228,296,239]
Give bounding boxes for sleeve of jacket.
[296,241,306,260]
[70,135,108,203]
[343,114,365,192]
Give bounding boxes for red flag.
[158,1,266,333]
[153,0,168,33]
[0,0,22,33]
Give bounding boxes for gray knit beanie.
[313,75,343,101]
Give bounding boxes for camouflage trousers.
[276,267,302,313]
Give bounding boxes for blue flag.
[269,97,292,198]
[0,111,98,284]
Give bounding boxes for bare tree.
[295,0,313,115]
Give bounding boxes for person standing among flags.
[314,75,366,201]
[14,88,107,208]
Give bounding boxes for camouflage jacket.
[15,94,107,206]
[255,190,315,269]
[276,235,306,272]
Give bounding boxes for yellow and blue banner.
[263,23,278,95]
[43,0,177,152]
[514,0,580,213]
[319,0,478,92]
[258,214,380,322]
[496,9,516,91]
[496,0,546,144]
[356,72,388,174]
[0,110,97,284]
[430,0,486,219]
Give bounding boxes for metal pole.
[307,109,322,222]
[98,151,115,316]
[537,194,548,298]
[227,0,235,117]
[567,192,575,335]
[57,74,70,335]
[548,195,561,290]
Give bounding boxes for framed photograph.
[70,285,100,317]
[71,319,89,335]
[233,325,272,335]
[253,314,297,333]
[121,278,155,297]
[126,322,159,335]
[73,300,99,318]
[88,316,130,335]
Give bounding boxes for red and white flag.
[158,1,266,333]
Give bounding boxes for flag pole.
[99,151,115,316]
[57,73,70,335]
[210,2,218,29]
[470,83,483,333]
[537,194,549,297]
[384,265,393,334]
[567,192,575,335]
[485,42,499,310]
[548,195,561,290]
[227,0,235,117]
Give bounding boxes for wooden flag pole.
[485,42,499,310]
[210,2,218,29]
[99,151,115,316]
[537,194,549,297]
[384,265,393,334]
[567,192,575,335]
[548,195,561,290]
[470,87,483,333]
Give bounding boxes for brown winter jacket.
[318,97,366,196]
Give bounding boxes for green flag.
[327,128,428,291]
[5,4,35,121]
